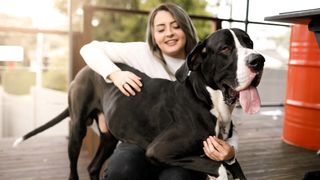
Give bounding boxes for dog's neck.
[186,71,235,139]
[187,71,214,109]
[205,86,235,140]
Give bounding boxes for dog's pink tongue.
[239,86,261,114]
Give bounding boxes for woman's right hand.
[108,70,143,96]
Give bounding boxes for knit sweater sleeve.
[80,41,152,82]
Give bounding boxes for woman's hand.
[108,70,142,96]
[203,136,235,161]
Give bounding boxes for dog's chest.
[206,87,234,140]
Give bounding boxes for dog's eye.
[220,46,231,54]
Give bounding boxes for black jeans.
[103,143,207,180]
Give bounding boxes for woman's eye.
[173,25,180,29]
[172,22,180,29]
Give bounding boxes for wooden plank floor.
[0,136,91,180]
[234,107,320,180]
[0,107,319,180]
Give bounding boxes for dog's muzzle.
[247,53,265,73]
[237,53,265,114]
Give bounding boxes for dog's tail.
[13,108,69,147]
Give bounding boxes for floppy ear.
[187,40,207,71]
[175,41,207,82]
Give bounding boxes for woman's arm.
[80,41,149,96]
[80,41,121,81]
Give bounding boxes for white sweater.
[80,40,239,163]
[80,41,184,82]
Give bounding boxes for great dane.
[14,28,264,180]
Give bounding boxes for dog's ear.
[175,61,189,82]
[175,41,207,82]
[187,40,207,71]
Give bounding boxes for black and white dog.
[14,28,264,180]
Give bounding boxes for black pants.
[103,143,207,180]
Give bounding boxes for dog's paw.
[317,150,320,156]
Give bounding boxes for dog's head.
[176,28,265,114]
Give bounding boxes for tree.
[91,0,212,41]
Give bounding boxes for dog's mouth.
[222,84,239,106]
[223,72,262,114]
[237,72,262,114]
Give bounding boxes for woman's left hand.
[203,136,235,161]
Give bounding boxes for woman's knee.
[104,163,143,180]
[103,143,152,180]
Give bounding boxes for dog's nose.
[247,54,265,71]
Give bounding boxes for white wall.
[2,92,34,137]
[0,87,69,138]
[32,87,69,136]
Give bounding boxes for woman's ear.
[175,41,207,82]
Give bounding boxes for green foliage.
[93,12,148,41]
[54,0,68,15]
[43,70,68,91]
[140,0,212,40]
[42,55,68,92]
[2,70,36,95]
[92,0,212,41]
[140,0,208,15]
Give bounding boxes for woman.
[80,3,237,180]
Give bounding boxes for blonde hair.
[146,3,198,62]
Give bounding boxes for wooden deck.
[0,136,92,180]
[234,107,320,180]
[0,107,319,180]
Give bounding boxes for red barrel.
[283,24,320,150]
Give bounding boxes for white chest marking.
[229,29,259,91]
[216,164,228,180]
[206,86,234,140]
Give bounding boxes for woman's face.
[153,10,187,59]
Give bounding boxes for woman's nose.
[165,28,174,37]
